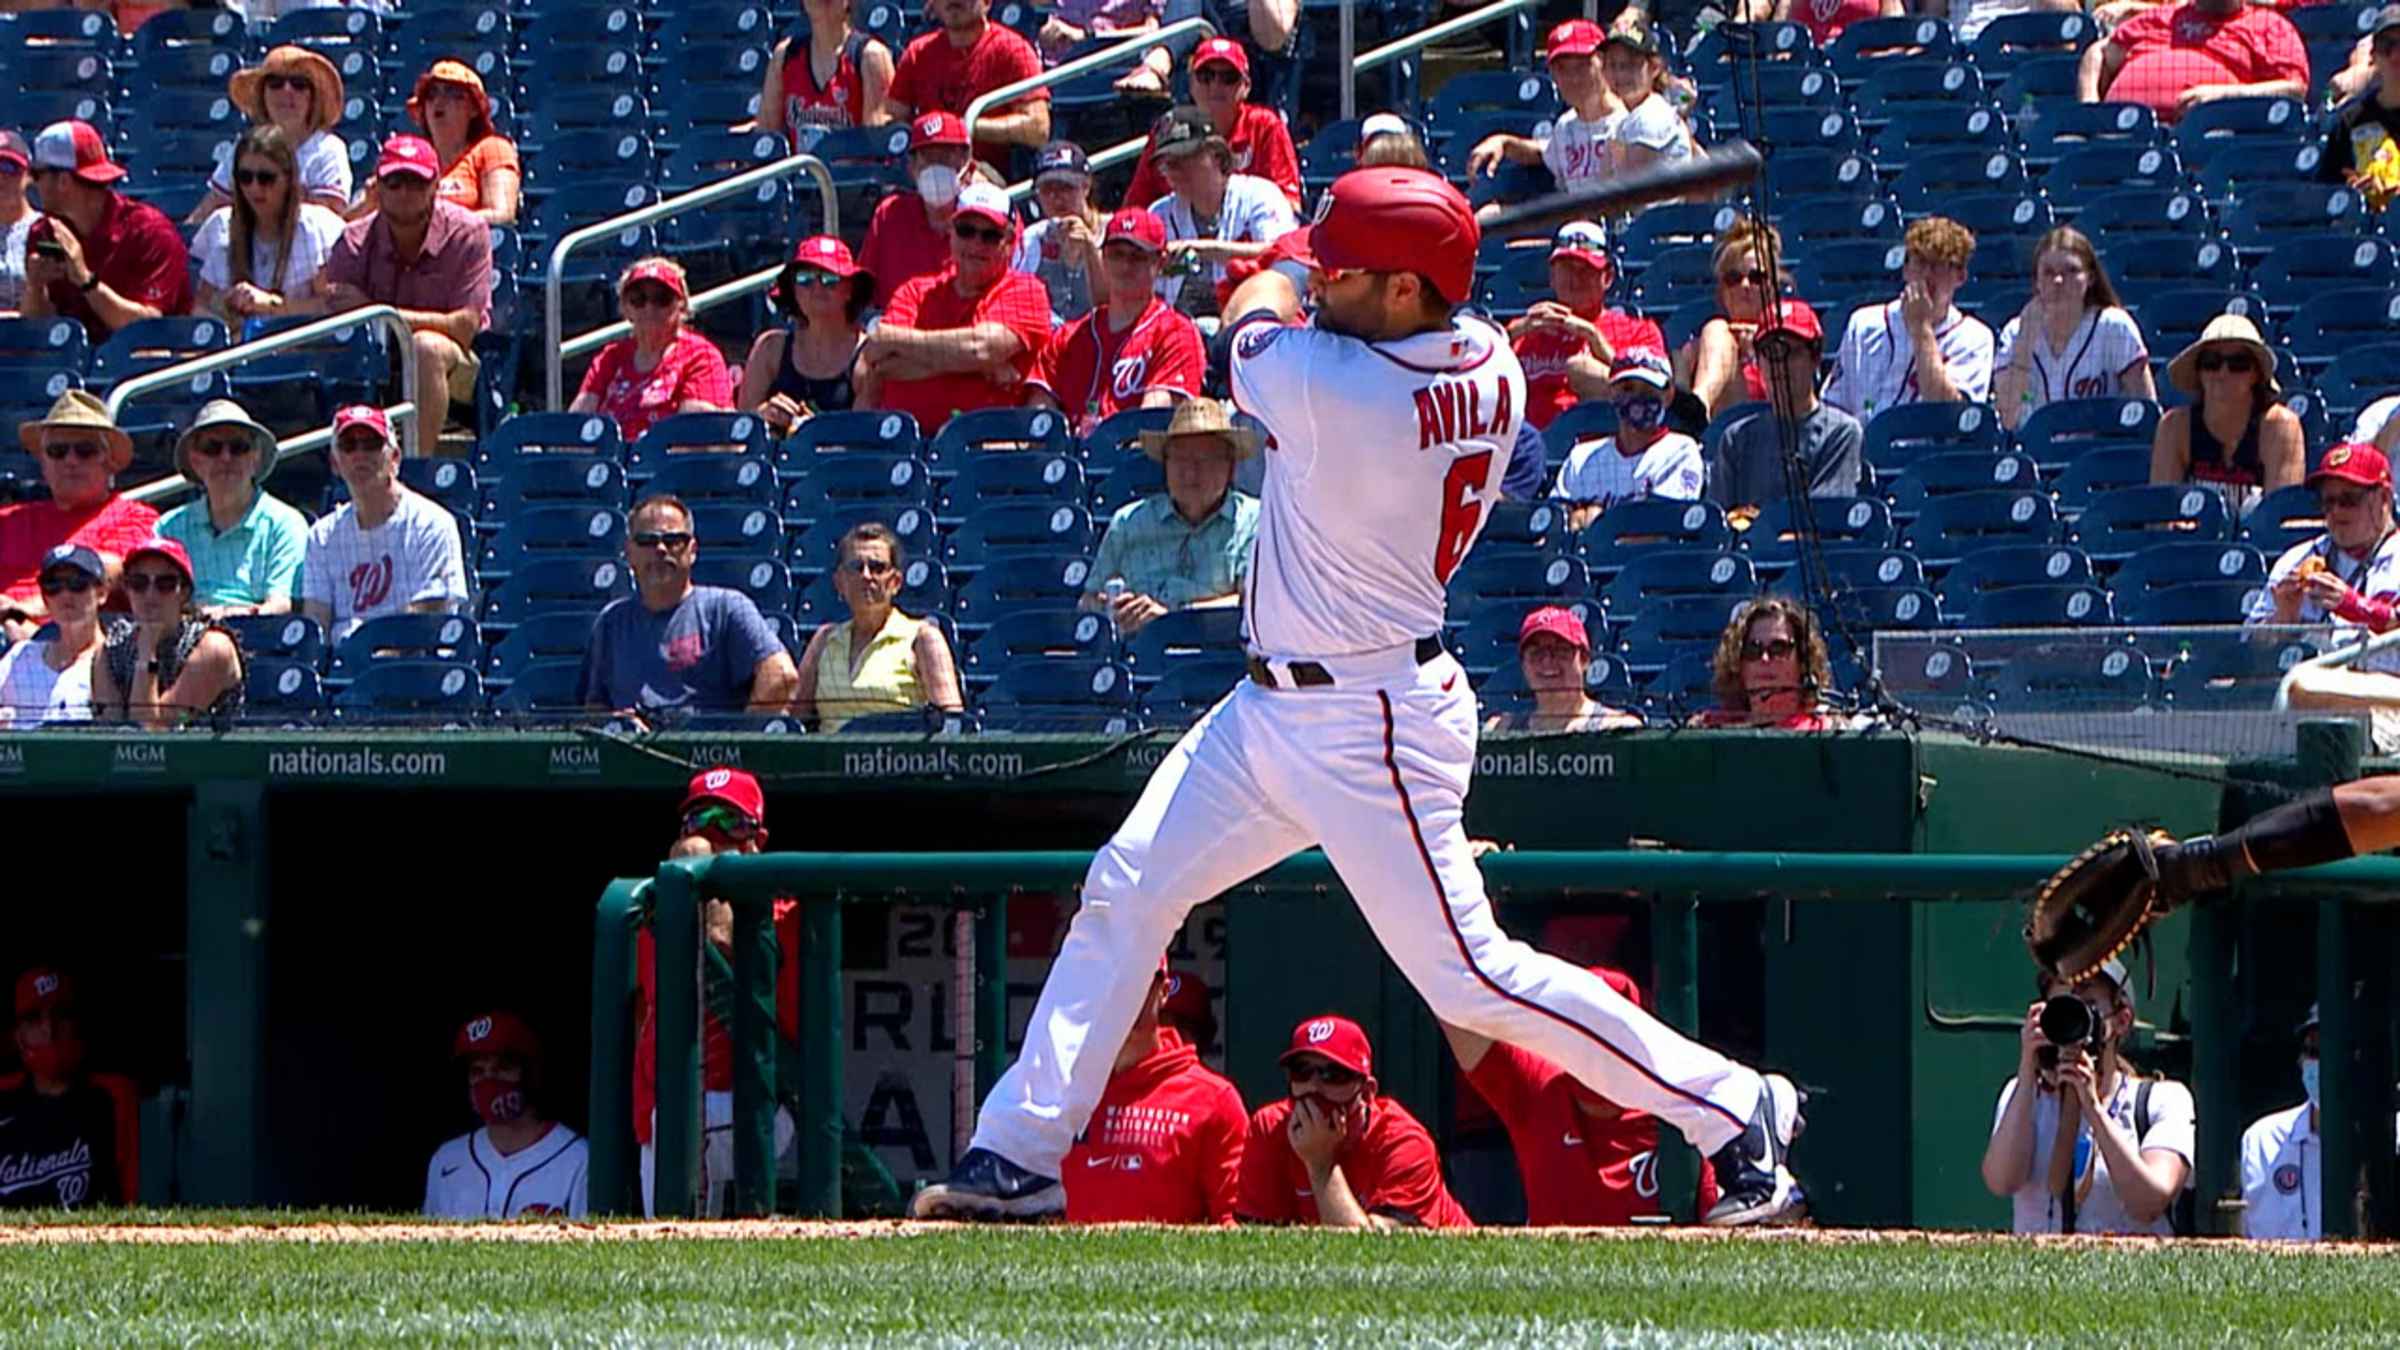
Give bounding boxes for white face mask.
[915,164,960,209]
[2302,1057,2320,1110]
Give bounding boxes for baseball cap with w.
[1278,1014,1373,1077]
[32,121,123,184]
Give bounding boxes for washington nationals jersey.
[2252,529,2400,673]
[1464,1039,1718,1226]
[1995,307,2147,412]
[1550,431,1704,512]
[1234,1095,1472,1228]
[1029,296,1206,437]
[1821,302,1995,420]
[1060,1030,1248,1224]
[1227,310,1524,660]
[423,1124,590,1219]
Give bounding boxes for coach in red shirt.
[889,0,1050,163]
[1122,39,1302,211]
[20,121,191,341]
[1060,964,1248,1223]
[862,181,1053,435]
[1446,966,1719,1226]
[1235,1015,1473,1230]
[1511,221,1667,431]
[1029,210,1204,436]
[2080,0,2306,124]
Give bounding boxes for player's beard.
[1313,276,1388,340]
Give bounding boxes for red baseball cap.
[14,968,71,1017]
[911,111,970,150]
[1191,36,1249,76]
[2311,442,2393,490]
[1548,18,1606,58]
[1102,207,1166,254]
[332,404,394,446]
[1549,219,1610,274]
[375,133,441,181]
[1301,167,1479,305]
[620,257,688,299]
[0,131,30,173]
[1279,1014,1373,1078]
[453,1010,540,1060]
[682,766,767,822]
[788,234,863,278]
[32,120,123,185]
[1519,605,1591,652]
[123,536,195,587]
[1755,298,1823,346]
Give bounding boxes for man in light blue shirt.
[153,399,309,618]
[1084,398,1259,635]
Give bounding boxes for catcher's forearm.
[2167,789,2354,892]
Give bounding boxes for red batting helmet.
[1300,167,1479,305]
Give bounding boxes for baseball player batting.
[913,164,1803,1226]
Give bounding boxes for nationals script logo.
[1306,1019,1335,1044]
[1110,355,1150,402]
[349,555,394,611]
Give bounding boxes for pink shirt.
[321,200,494,330]
[0,495,161,605]
[576,328,735,444]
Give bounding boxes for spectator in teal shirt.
[154,400,310,618]
[1083,397,1259,636]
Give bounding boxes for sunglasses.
[234,168,283,187]
[1192,67,1242,85]
[1720,268,1769,286]
[1741,637,1798,661]
[839,556,896,577]
[42,441,106,462]
[682,804,760,841]
[954,220,1007,245]
[787,270,846,288]
[262,74,314,92]
[631,530,694,550]
[1285,1061,1361,1086]
[2323,488,2376,510]
[122,571,187,595]
[622,287,678,310]
[2195,351,2256,374]
[36,570,94,596]
[191,436,256,458]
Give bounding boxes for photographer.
[1980,958,2194,1235]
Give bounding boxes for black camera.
[2039,993,2105,1052]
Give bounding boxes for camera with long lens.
[2035,993,2106,1069]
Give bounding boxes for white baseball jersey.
[1822,302,1996,420]
[1991,1074,2194,1236]
[1541,107,1623,193]
[301,487,470,643]
[1550,431,1705,512]
[422,1124,590,1219]
[1227,310,1523,659]
[1995,307,2148,413]
[2251,530,2400,674]
[2239,1103,2319,1241]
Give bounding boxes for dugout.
[3,723,2383,1230]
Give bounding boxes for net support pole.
[951,909,974,1160]
[651,860,704,1218]
[797,897,845,1217]
[2300,717,2365,1237]
[730,893,779,1217]
[1653,892,1701,1220]
[976,894,1012,1110]
[586,880,645,1217]
[2188,895,2239,1234]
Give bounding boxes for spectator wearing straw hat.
[740,236,875,434]
[569,257,734,445]
[88,535,246,729]
[20,121,192,340]
[2151,313,2304,504]
[154,401,309,619]
[187,44,353,226]
[1079,397,1257,636]
[2254,443,2400,748]
[399,59,521,228]
[0,391,159,640]
[1121,39,1302,211]
[0,130,48,316]
[858,181,1053,435]
[1027,208,1204,437]
[300,406,468,643]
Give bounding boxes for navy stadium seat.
[2018,102,2161,171]
[1934,543,2095,617]
[952,554,1096,630]
[223,614,327,670]
[961,608,1116,683]
[1824,584,1941,631]
[937,451,1088,523]
[2163,635,2318,708]
[1123,607,1247,677]
[945,501,1093,567]
[1745,496,1895,568]
[628,414,776,474]
[1887,451,2042,520]
[329,614,483,681]
[787,502,939,575]
[1971,10,2095,73]
[482,557,632,627]
[1143,657,1247,726]
[331,660,485,723]
[491,659,586,719]
[979,658,1135,719]
[1987,641,2152,712]
[2117,580,2259,625]
[2073,483,2232,564]
[2052,446,2152,511]
[639,453,781,512]
[1579,498,1730,575]
[489,611,601,680]
[1446,549,1590,622]
[2016,397,2161,472]
[243,660,326,724]
[480,506,627,584]
[1598,549,1754,620]
[1960,582,2114,628]
[1902,490,2060,570]
[782,455,934,526]
[688,504,786,555]
[1862,401,2007,471]
[479,411,624,474]
[484,455,627,517]
[925,407,1077,474]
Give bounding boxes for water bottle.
[1103,578,1127,635]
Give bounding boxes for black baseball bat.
[1481,141,1765,241]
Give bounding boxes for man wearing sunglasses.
[1708,300,1863,520]
[579,494,797,723]
[18,121,192,341]
[2255,444,2400,743]
[0,390,159,644]
[1121,40,1303,213]
[1511,221,1666,434]
[299,406,468,643]
[154,400,310,619]
[859,180,1054,436]
[1233,1016,1469,1229]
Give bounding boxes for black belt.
[1247,637,1444,689]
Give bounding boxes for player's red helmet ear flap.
[1300,167,1480,305]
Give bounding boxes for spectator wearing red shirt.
[888,0,1051,163]
[757,0,897,145]
[1234,1015,1474,1230]
[1060,964,1248,1223]
[2079,0,2307,124]
[861,182,1053,435]
[19,121,191,341]
[0,391,160,641]
[569,257,734,445]
[861,112,978,309]
[1029,209,1204,436]
[1446,966,1719,1226]
[1758,0,1900,49]
[1122,39,1303,211]
[633,768,802,1217]
[1511,221,1667,431]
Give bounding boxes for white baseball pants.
[969,643,1766,1174]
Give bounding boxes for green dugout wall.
[3,724,2376,1227]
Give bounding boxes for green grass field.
[1,1221,2396,1346]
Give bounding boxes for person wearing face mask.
[2077,0,2306,126]
[1822,216,1993,422]
[1548,351,1702,533]
[1510,222,1665,433]
[424,1010,590,1219]
[1235,1015,1472,1229]
[861,112,980,308]
[0,969,136,1209]
[1707,301,1863,520]
[1691,597,1851,731]
[568,257,734,445]
[2250,445,2400,745]
[2240,1005,2327,1241]
[858,181,1054,436]
[1980,960,2195,1235]
[1992,227,2155,432]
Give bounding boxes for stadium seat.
[2017,102,2160,171]
[1123,606,1247,677]
[488,611,600,680]
[1082,407,1175,469]
[1876,640,1982,707]
[2223,186,2367,266]
[1933,542,2095,615]
[223,614,327,671]
[1542,400,1619,466]
[2286,290,2400,372]
[795,556,953,625]
[1579,498,1730,575]
[90,315,231,383]
[2132,289,2268,359]
[481,556,632,628]
[1480,499,1568,555]
[1861,401,2007,472]
[627,413,776,474]
[2251,236,2400,318]
[924,407,1077,474]
[0,316,89,376]
[951,554,1095,631]
[1851,61,1983,128]
[2162,635,2318,709]
[1615,201,1736,267]
[1971,10,2095,74]
[1760,148,1879,204]
[2015,397,2161,473]
[1620,595,1752,671]
[1446,549,1591,622]
[1887,451,2042,520]
[490,659,586,720]
[787,502,939,575]
[331,659,485,724]
[1891,147,2029,214]
[641,453,779,508]
[2314,343,2400,427]
[1867,104,2009,163]
[782,455,933,526]
[2242,483,2325,553]
[1810,546,1927,594]
[687,496,786,554]
[480,505,627,584]
[1788,239,1904,303]
[962,607,1117,685]
[1638,647,1718,717]
[1987,641,2153,712]
[1901,489,2061,570]
[243,660,326,724]
[1140,656,1248,727]
[979,659,1136,726]
[2175,95,2311,157]
[1959,582,2113,628]
[484,455,627,518]
[1827,15,1952,78]
[1598,549,1755,621]
[2051,446,2152,511]
[936,451,1088,524]
[1744,496,1895,568]
[2045,144,2184,203]
[2073,188,2208,242]
[329,613,483,682]
[478,411,625,475]
[1823,584,1941,631]
[2193,141,2327,204]
[2111,539,2266,597]
[394,459,480,526]
[944,501,1093,568]
[2109,239,2239,306]
[2073,483,2232,564]
[2117,580,2259,625]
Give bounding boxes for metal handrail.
[962,16,1217,150]
[1345,0,1543,119]
[544,153,838,410]
[112,306,423,505]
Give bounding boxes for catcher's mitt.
[2027,828,2177,984]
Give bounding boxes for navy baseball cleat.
[1703,1072,1807,1226]
[908,1147,1064,1221]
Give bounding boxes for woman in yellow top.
[795,522,963,731]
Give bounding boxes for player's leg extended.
[2138,778,2399,906]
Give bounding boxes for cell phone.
[28,240,66,261]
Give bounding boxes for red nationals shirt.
[630,901,802,1145]
[1235,1095,1473,1228]
[32,192,193,340]
[888,22,1046,162]
[1514,310,1668,429]
[1796,0,1881,46]
[577,329,734,444]
[1463,1039,1719,1226]
[2105,2,2307,123]
[1030,296,1205,436]
[877,267,1053,435]
[777,32,873,140]
[1124,103,1304,211]
[859,193,955,309]
[1061,1030,1248,1223]
[0,495,161,605]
